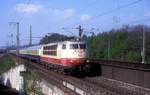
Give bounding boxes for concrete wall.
[1,64,26,94]
[40,80,68,95]
[101,65,150,89]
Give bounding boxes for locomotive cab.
[60,41,88,67]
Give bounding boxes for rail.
[89,58,150,71]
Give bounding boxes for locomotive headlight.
[70,60,73,63]
[78,54,82,56]
[86,60,90,63]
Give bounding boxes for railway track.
[28,61,150,95]
[89,58,150,71]
[11,55,150,95]
[90,58,150,91]
[25,59,116,95]
[83,77,150,95]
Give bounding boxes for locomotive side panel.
[40,43,62,65]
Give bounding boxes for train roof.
[20,45,43,50]
[20,40,86,50]
[45,40,86,46]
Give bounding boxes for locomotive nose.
[86,59,90,63]
[73,49,86,58]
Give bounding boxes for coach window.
[70,44,78,49]
[80,44,86,49]
[62,44,66,49]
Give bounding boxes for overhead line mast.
[9,22,20,54]
[142,27,146,64]
[29,25,32,46]
[76,25,84,40]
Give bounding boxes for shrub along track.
[0,54,16,74]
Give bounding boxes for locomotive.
[18,40,90,74]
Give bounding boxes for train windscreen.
[70,44,78,49]
[79,44,86,49]
[70,44,86,49]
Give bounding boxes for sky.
[0,0,150,47]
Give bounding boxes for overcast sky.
[0,0,150,47]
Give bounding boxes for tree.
[87,25,150,63]
[39,33,69,44]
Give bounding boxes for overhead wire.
[52,0,143,39]
[51,0,100,36]
[52,0,99,26]
[101,17,150,31]
[9,0,32,46]
[67,0,143,27]
[93,0,142,21]
[125,17,150,25]
[8,0,21,47]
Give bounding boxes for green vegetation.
[40,33,69,44]
[87,25,150,63]
[0,54,15,74]
[40,25,150,63]
[23,71,43,95]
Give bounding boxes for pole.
[76,25,83,40]
[142,27,146,64]
[9,22,20,64]
[16,22,19,55]
[108,32,110,60]
[11,34,13,47]
[29,25,32,46]
[9,22,20,50]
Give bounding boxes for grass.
[0,54,15,74]
[23,71,44,95]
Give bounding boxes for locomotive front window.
[62,44,66,49]
[80,44,86,49]
[70,44,78,49]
